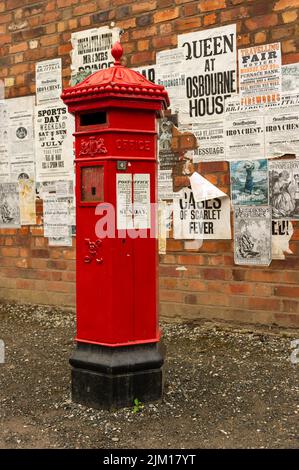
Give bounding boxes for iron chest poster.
[230,159,268,206]
[36,58,62,105]
[269,159,299,220]
[234,206,271,266]
[177,24,237,123]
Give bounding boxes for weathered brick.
[274,0,299,11]
[152,34,177,49]
[9,41,28,54]
[245,14,278,31]
[281,39,297,53]
[199,0,226,12]
[130,50,155,65]
[282,10,298,23]
[203,12,217,26]
[154,8,179,23]
[132,1,157,14]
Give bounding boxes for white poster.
[116,173,133,230]
[225,115,264,160]
[272,220,293,260]
[36,58,62,105]
[133,174,151,229]
[7,96,35,164]
[158,169,174,200]
[0,182,20,228]
[0,102,9,182]
[269,159,299,220]
[265,112,299,157]
[70,26,120,85]
[43,197,71,238]
[238,43,281,105]
[35,101,75,182]
[156,48,186,115]
[190,120,225,162]
[282,63,299,93]
[178,24,237,123]
[173,187,231,240]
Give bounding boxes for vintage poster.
[265,112,299,157]
[36,58,62,105]
[116,174,133,230]
[133,174,151,230]
[48,236,72,247]
[234,206,271,266]
[7,96,35,164]
[0,182,20,228]
[177,24,237,123]
[190,120,225,162]
[133,65,155,83]
[173,187,231,240]
[156,48,186,115]
[0,102,9,182]
[10,162,36,225]
[238,42,281,105]
[230,159,268,206]
[43,197,71,238]
[272,220,293,260]
[35,101,75,182]
[70,26,120,85]
[282,63,299,93]
[224,115,265,160]
[269,159,299,220]
[158,114,179,169]
[158,170,174,200]
[37,180,74,199]
[189,171,227,202]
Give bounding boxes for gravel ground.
[0,301,298,449]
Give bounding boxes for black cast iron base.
[69,341,164,410]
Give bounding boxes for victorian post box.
[61,42,170,409]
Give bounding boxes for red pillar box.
[61,43,170,409]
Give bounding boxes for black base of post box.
[69,341,165,410]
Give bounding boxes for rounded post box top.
[61,41,170,109]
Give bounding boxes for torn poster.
[36,58,62,105]
[158,169,174,200]
[158,114,179,170]
[133,65,156,83]
[48,236,72,247]
[70,26,120,85]
[265,112,299,157]
[282,63,299,93]
[269,159,299,220]
[177,24,237,123]
[0,182,20,228]
[10,162,36,225]
[190,120,225,162]
[224,114,264,160]
[189,171,227,202]
[272,220,293,260]
[156,48,186,115]
[173,187,231,240]
[230,159,268,206]
[238,42,281,106]
[35,101,75,182]
[234,206,271,266]
[7,96,35,164]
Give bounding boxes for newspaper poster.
[265,112,299,157]
[0,182,20,228]
[156,48,186,115]
[0,102,9,182]
[269,159,299,220]
[190,120,225,162]
[37,180,74,199]
[238,43,281,105]
[224,115,264,160]
[133,173,151,229]
[43,197,71,238]
[133,65,155,83]
[36,58,62,105]
[282,63,299,93]
[158,114,179,170]
[70,26,120,85]
[35,101,75,182]
[234,206,271,266]
[173,187,231,239]
[158,170,174,200]
[230,159,268,206]
[272,220,293,260]
[10,162,36,225]
[48,236,72,247]
[177,24,237,123]
[7,96,35,164]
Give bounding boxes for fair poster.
[230,159,268,206]
[116,174,133,230]
[265,112,299,157]
[10,162,36,225]
[133,174,151,230]
[238,43,281,105]
[224,115,264,160]
[190,120,225,162]
[7,96,35,164]
[70,26,120,85]
[36,58,62,105]
[35,101,75,182]
[156,48,186,115]
[272,220,293,260]
[269,159,299,220]
[234,206,271,266]
[173,187,231,240]
[178,24,237,123]
[282,63,299,93]
[0,182,20,228]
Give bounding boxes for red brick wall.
[1,0,299,328]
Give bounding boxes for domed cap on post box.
[61,42,170,110]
